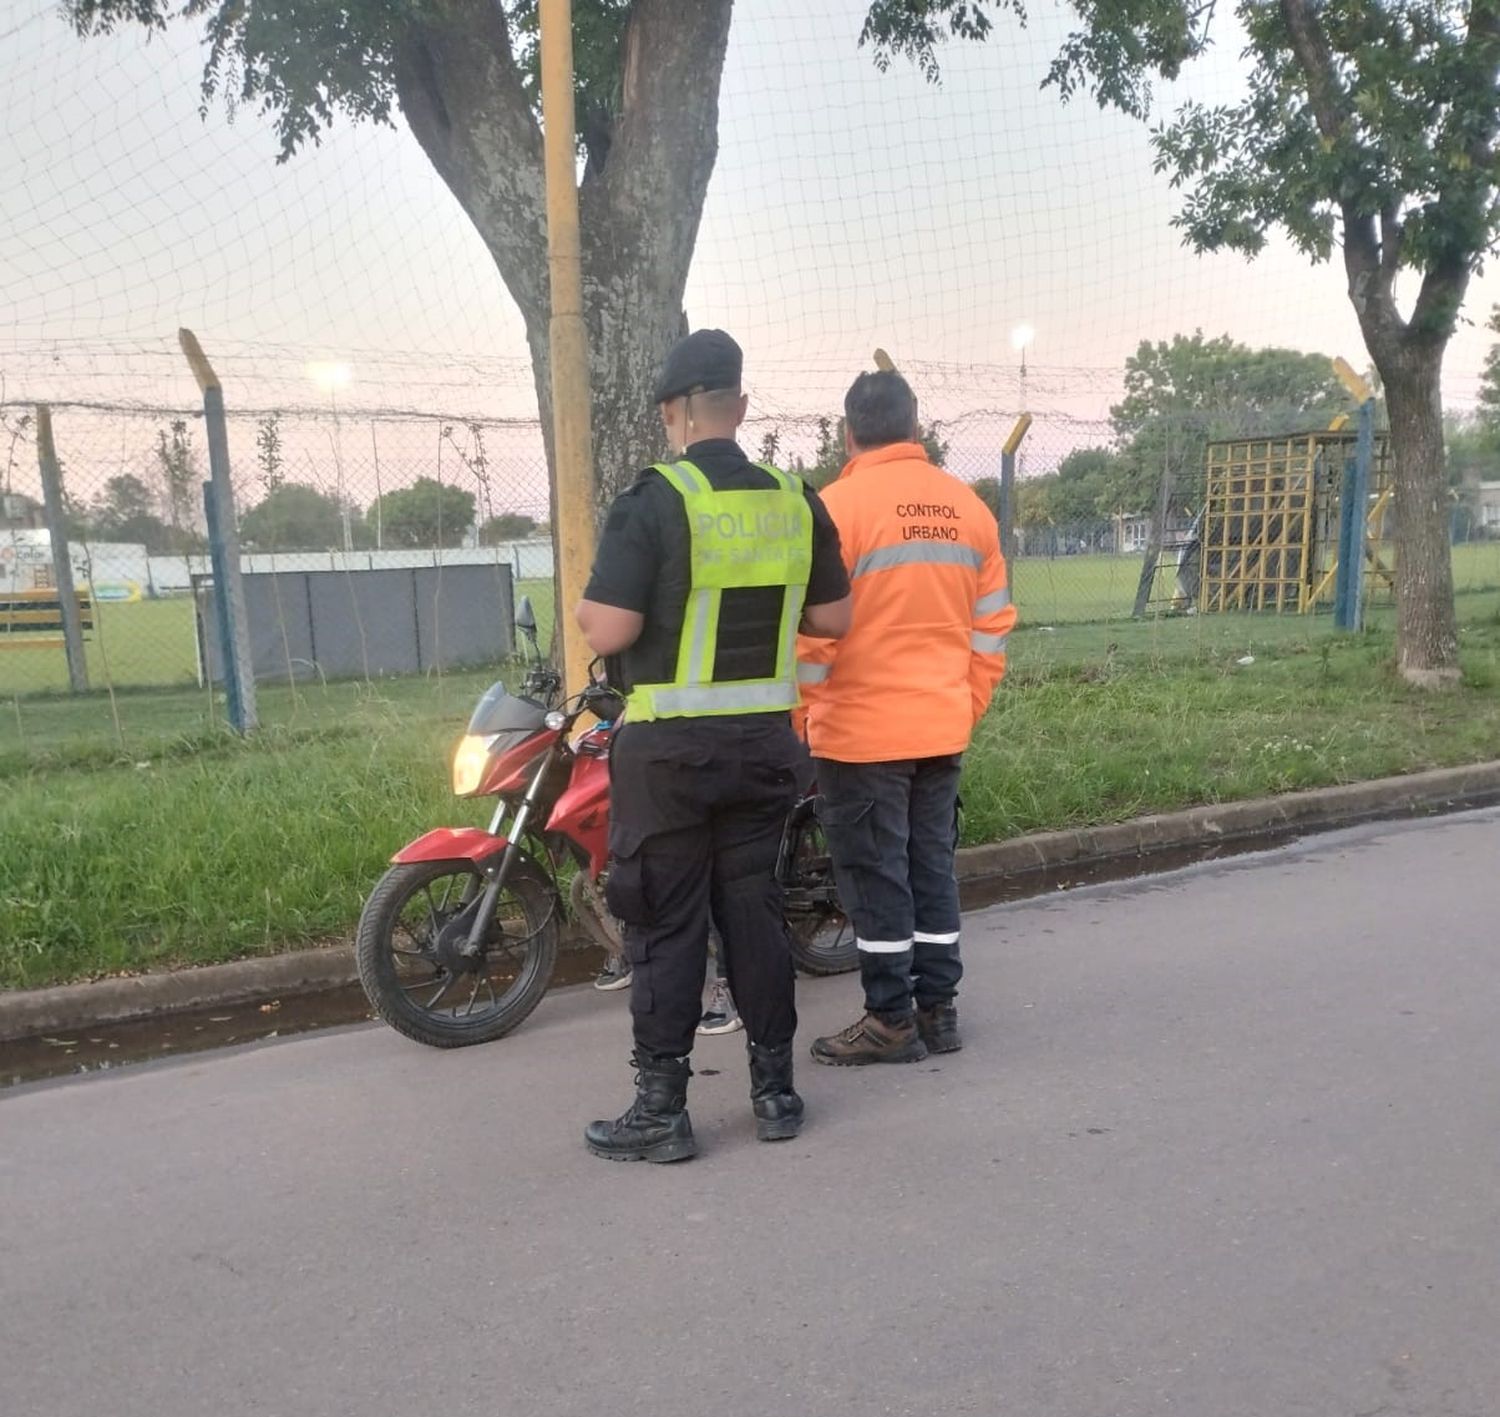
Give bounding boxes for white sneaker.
[697,977,744,1036]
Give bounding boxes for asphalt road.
[4,809,1498,1417]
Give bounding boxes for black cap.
[653,329,743,403]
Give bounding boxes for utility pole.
[540,0,598,695]
[34,406,89,693]
[180,328,259,733]
[1332,358,1376,632]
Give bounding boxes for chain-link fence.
[4,382,1500,764]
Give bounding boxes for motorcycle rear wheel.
[783,813,859,977]
[356,856,559,1048]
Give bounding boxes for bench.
[0,588,94,650]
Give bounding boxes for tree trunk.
[394,0,734,516]
[1132,442,1176,617]
[1375,348,1461,686]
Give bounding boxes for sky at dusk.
[5,0,1500,502]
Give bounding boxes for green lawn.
[1013,538,1500,628]
[6,545,1494,702]
[3,588,1499,990]
[0,597,200,699]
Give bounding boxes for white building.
[1478,481,1500,533]
[0,528,151,601]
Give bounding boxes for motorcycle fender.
[392,827,509,866]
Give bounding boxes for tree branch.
[1278,0,1349,140]
[392,0,550,319]
[586,0,734,278]
[1408,0,1500,343]
[1378,204,1403,281]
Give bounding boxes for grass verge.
[3,592,1499,990]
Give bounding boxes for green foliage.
[1017,334,1348,528]
[91,473,172,551]
[8,599,1500,986]
[256,412,286,492]
[240,482,357,551]
[1019,447,1133,528]
[506,0,633,169]
[972,476,1003,520]
[369,477,476,549]
[1478,307,1500,433]
[1111,332,1349,511]
[154,419,200,543]
[479,512,540,543]
[68,1,1021,165]
[861,1,1010,81]
[68,0,410,161]
[786,413,948,491]
[1151,5,1500,318]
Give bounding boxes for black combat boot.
[747,1041,804,1141]
[584,1052,697,1163]
[916,1000,962,1054]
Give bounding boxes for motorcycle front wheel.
[356,856,560,1048]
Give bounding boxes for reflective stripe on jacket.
[794,441,1015,762]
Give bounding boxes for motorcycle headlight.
[452,734,497,797]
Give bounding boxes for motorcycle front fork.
[443,758,554,961]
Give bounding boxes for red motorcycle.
[355,599,854,1049]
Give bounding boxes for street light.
[1010,324,1035,487]
[1010,323,1034,397]
[306,361,352,395]
[306,362,354,553]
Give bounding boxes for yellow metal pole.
[539,0,597,696]
[1331,357,1373,405]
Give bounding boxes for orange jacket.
[795,441,1016,763]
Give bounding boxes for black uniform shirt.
[584,438,849,700]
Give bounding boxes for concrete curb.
[955,759,1500,887]
[4,760,1499,1044]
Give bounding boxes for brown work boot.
[810,1012,927,1067]
[916,1001,962,1054]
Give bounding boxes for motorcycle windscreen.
[467,681,549,740]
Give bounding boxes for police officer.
[576,329,852,1162]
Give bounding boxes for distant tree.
[1111,334,1349,513]
[791,413,948,490]
[791,417,847,491]
[1474,309,1500,438]
[479,511,540,544]
[70,1,997,510]
[371,478,477,549]
[971,476,1003,521]
[240,482,356,551]
[919,422,950,468]
[256,413,286,493]
[92,473,173,551]
[1015,473,1057,529]
[988,0,1500,681]
[154,419,202,549]
[1049,447,1131,523]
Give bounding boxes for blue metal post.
[203,479,243,729]
[181,330,257,732]
[999,449,1016,565]
[1346,398,1375,632]
[1333,452,1357,629]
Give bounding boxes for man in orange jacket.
[797,370,1016,1064]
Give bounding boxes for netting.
[4,0,1500,754]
